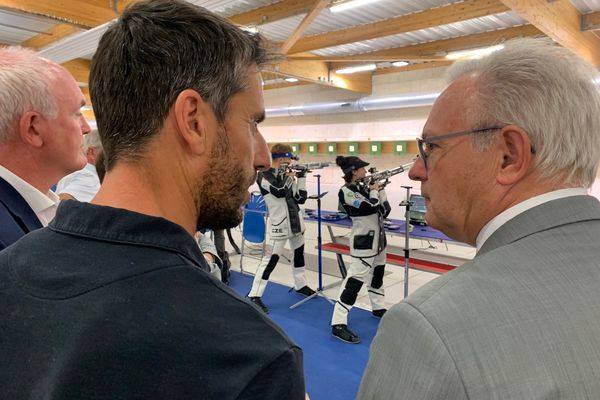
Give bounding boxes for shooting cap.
[270,143,299,160]
[336,155,369,174]
[272,152,299,160]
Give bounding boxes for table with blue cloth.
[303,208,456,243]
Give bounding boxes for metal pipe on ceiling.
[265,91,440,118]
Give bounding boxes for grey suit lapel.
[477,195,600,257]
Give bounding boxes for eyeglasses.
[416,126,504,168]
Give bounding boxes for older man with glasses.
[359,38,600,399]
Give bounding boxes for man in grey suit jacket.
[359,38,600,399]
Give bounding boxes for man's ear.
[86,147,97,164]
[173,89,215,156]
[496,125,534,185]
[18,111,45,148]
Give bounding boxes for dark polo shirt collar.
[50,201,206,269]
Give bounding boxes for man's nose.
[408,157,426,182]
[81,117,92,135]
[254,131,271,171]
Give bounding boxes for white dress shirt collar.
[0,164,59,226]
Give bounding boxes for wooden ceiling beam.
[373,61,453,76]
[309,24,544,64]
[329,71,372,94]
[280,0,331,54]
[22,1,142,53]
[287,0,509,54]
[124,24,543,94]
[0,0,116,28]
[263,80,311,90]
[230,0,317,27]
[22,25,83,50]
[23,0,320,55]
[265,60,330,83]
[61,58,91,85]
[80,85,90,101]
[116,0,141,14]
[287,54,446,62]
[582,11,600,31]
[23,0,319,51]
[79,86,95,120]
[500,0,600,68]
[265,60,372,94]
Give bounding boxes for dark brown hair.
[270,143,293,155]
[90,0,277,170]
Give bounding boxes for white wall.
[264,66,448,108]
[261,66,449,143]
[260,65,600,201]
[261,109,429,143]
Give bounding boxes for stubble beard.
[195,127,255,231]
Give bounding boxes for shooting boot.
[295,286,316,297]
[249,297,269,314]
[331,324,360,344]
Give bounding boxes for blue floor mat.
[229,271,381,400]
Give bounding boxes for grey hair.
[448,38,600,187]
[0,47,63,143]
[83,129,103,152]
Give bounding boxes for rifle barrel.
[361,161,415,184]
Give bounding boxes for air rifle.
[278,162,332,176]
[358,161,414,188]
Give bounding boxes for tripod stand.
[399,186,413,298]
[290,174,337,309]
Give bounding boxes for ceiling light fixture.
[335,64,377,74]
[284,77,299,83]
[241,26,258,33]
[330,0,383,13]
[446,44,504,60]
[392,61,409,67]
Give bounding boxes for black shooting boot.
[248,297,269,314]
[295,286,316,297]
[331,324,360,344]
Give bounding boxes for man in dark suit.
[359,38,600,399]
[0,47,91,250]
[0,178,42,249]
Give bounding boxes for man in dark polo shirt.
[0,1,305,399]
